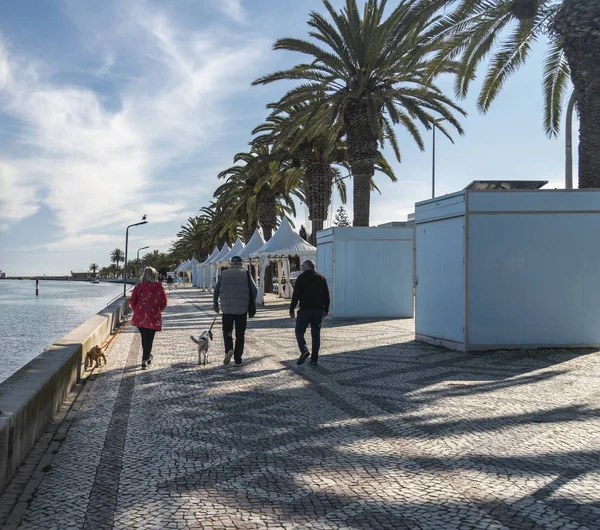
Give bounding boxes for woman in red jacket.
[130,266,168,369]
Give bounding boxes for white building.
[415,181,600,351]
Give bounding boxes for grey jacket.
[213,263,258,315]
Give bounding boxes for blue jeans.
[295,310,323,361]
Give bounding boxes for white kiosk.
[316,224,415,318]
[415,181,600,352]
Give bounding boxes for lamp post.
[136,245,150,279]
[124,216,148,296]
[432,118,446,199]
[565,91,577,190]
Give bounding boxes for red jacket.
[130,281,168,331]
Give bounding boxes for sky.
[0,0,577,276]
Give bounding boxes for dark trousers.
[295,310,323,361]
[222,313,248,362]
[138,327,156,362]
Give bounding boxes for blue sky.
[0,0,576,276]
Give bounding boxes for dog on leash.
[190,330,213,365]
[86,346,106,370]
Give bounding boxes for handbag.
[247,270,257,318]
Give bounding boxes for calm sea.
[0,280,124,384]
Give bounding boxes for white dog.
[190,330,213,365]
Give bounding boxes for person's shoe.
[223,350,234,366]
[297,348,310,365]
[141,360,148,370]
[233,360,243,368]
[147,354,153,366]
[310,359,318,365]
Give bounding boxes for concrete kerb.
[0,296,130,494]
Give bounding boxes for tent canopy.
[236,229,266,261]
[219,237,245,265]
[174,260,189,272]
[211,243,231,264]
[250,217,316,259]
[201,247,220,266]
[250,218,316,305]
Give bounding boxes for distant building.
[70,271,90,279]
[0,270,5,279]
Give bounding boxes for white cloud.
[217,0,246,23]
[0,160,39,223]
[0,223,8,231]
[0,4,268,235]
[45,233,121,251]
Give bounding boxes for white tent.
[174,260,189,273]
[177,259,193,284]
[190,258,201,287]
[236,229,266,261]
[250,217,316,304]
[236,228,266,284]
[218,237,245,267]
[200,247,220,290]
[208,243,231,290]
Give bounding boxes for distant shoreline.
[0,277,136,284]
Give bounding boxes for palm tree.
[145,250,174,277]
[109,264,121,278]
[253,105,398,241]
[176,216,212,260]
[110,249,124,271]
[89,263,99,277]
[424,0,600,187]
[253,0,465,226]
[216,146,302,241]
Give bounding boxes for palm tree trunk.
[344,101,378,226]
[557,0,600,188]
[242,221,256,243]
[304,162,333,245]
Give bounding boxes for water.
[0,280,125,384]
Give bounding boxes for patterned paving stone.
[7,288,600,529]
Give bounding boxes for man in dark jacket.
[290,260,330,365]
[213,256,258,366]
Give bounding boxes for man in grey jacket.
[213,256,258,366]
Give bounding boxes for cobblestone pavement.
[6,288,600,529]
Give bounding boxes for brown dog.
[86,346,106,370]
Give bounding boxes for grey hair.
[301,260,315,271]
[141,266,158,283]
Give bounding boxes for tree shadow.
[85,293,600,528]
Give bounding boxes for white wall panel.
[468,213,600,346]
[415,217,464,343]
[317,227,414,318]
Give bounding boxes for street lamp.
[565,91,577,190]
[432,118,446,199]
[123,216,148,296]
[136,245,150,279]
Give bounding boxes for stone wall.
[0,297,130,494]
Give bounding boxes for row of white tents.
[178,218,316,305]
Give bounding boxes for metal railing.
[106,285,134,307]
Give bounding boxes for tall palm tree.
[199,202,243,248]
[253,105,398,241]
[145,250,174,276]
[216,146,302,241]
[110,249,124,270]
[176,216,212,260]
[423,0,600,187]
[89,263,99,276]
[253,0,465,226]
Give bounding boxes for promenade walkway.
[3,289,600,529]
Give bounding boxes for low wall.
[0,297,130,494]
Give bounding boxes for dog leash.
[208,313,219,333]
[99,318,131,350]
